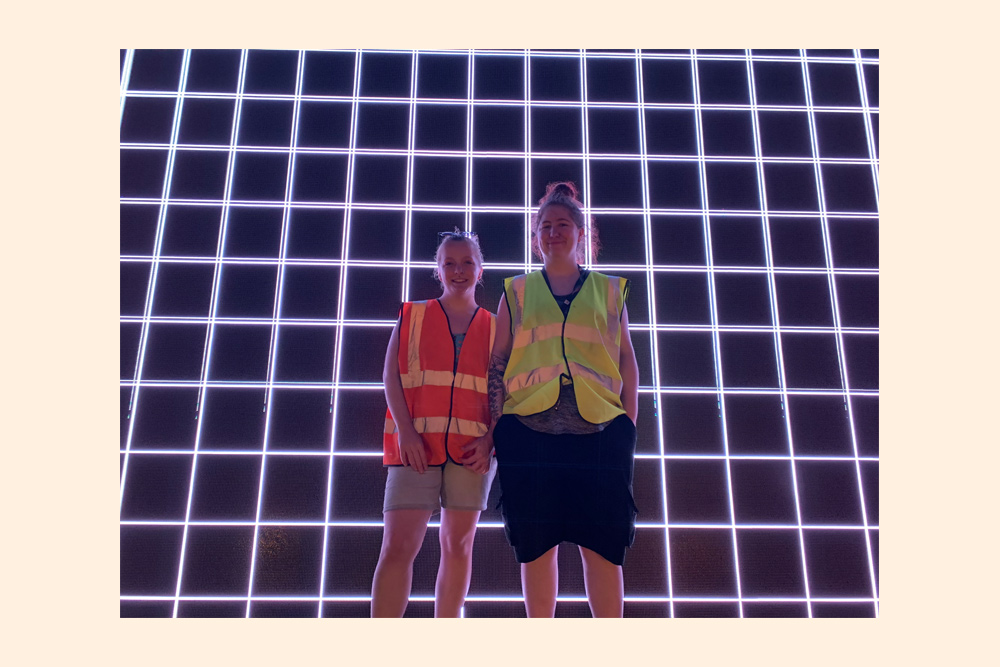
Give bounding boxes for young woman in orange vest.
[372,231,497,618]
[463,182,640,617]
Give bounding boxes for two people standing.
[373,182,639,618]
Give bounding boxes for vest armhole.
[620,278,631,321]
[504,289,513,336]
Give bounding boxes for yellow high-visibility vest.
[502,271,628,424]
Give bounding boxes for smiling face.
[436,238,482,296]
[535,204,584,263]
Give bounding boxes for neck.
[543,257,580,276]
[439,290,477,310]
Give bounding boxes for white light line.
[316,48,362,618]
[801,51,880,618]
[243,49,307,618]
[747,51,814,617]
[523,50,532,273]
[121,448,879,464]
[122,519,878,531]
[636,48,675,619]
[170,48,246,618]
[853,49,880,208]
[691,49,745,617]
[806,52,880,617]
[120,50,192,513]
[119,49,134,127]
[465,49,476,233]
[316,48,363,617]
[580,50,592,268]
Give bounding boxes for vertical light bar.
[169,48,251,617]
[690,49,745,617]
[119,49,134,126]
[465,49,476,233]
[853,49,880,207]
[318,49,364,618]
[635,49,674,617]
[800,50,879,617]
[579,50,593,269]
[746,50,814,617]
[243,49,307,618]
[120,50,192,512]
[401,50,419,300]
[523,50,533,273]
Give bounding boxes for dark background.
[120,48,878,618]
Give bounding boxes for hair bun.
[543,181,580,202]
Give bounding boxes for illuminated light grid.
[121,48,878,618]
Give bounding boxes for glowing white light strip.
[747,51,815,617]
[120,50,193,514]
[801,50,879,618]
[690,48,745,618]
[635,49,676,618]
[579,50,593,268]
[119,49,134,127]
[464,49,475,236]
[122,519,877,531]
[802,51,879,618]
[316,48,364,617]
[119,447,879,465]
[522,50,535,273]
[242,50,307,618]
[169,49,252,618]
[121,49,879,617]
[853,49,880,206]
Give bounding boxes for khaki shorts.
[383,458,497,514]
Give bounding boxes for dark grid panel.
[121,49,878,618]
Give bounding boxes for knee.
[380,534,423,564]
[439,531,475,560]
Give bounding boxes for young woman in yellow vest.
[463,182,639,617]
[372,231,497,617]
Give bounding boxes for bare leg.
[579,546,624,618]
[434,508,481,617]
[371,509,433,617]
[520,546,559,618]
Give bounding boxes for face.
[436,238,482,294]
[536,204,584,262]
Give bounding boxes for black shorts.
[493,413,638,566]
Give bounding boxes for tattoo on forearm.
[488,355,508,424]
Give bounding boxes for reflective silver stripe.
[400,370,486,392]
[453,372,487,393]
[400,369,452,389]
[505,363,564,393]
[568,361,622,394]
[563,322,607,347]
[605,278,621,349]
[512,322,564,349]
[448,417,489,437]
[406,301,426,374]
[508,275,526,332]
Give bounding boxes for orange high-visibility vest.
[383,300,496,466]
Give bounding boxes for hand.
[397,428,428,474]
[461,434,493,475]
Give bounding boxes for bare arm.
[618,304,639,425]
[383,320,428,473]
[462,292,513,473]
[488,292,514,433]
